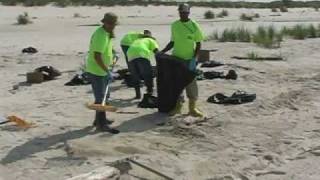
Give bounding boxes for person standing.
[161,3,205,117]
[127,31,159,99]
[85,13,119,133]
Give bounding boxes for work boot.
[134,87,141,99]
[93,119,114,126]
[169,100,183,116]
[96,125,119,134]
[188,100,204,118]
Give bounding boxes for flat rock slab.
[67,166,120,180]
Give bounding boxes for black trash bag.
[156,54,196,113]
[138,94,158,108]
[207,90,256,104]
[22,47,38,54]
[200,60,224,68]
[116,69,130,80]
[203,71,224,79]
[65,73,90,86]
[35,66,61,80]
[225,70,237,80]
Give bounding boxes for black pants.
[121,45,130,69]
[129,58,154,94]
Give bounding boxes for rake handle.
[0,120,10,125]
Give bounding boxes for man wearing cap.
[127,30,159,99]
[85,13,119,133]
[161,3,205,117]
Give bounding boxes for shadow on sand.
[115,112,169,133]
[1,126,94,165]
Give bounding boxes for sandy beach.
[1,4,320,180]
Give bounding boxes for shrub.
[217,9,229,18]
[308,24,317,38]
[17,12,32,25]
[271,8,278,12]
[54,0,72,7]
[204,10,215,19]
[22,0,49,6]
[220,29,237,42]
[240,13,253,21]
[315,7,319,12]
[280,6,288,12]
[253,26,282,48]
[290,24,309,39]
[237,27,251,42]
[214,27,251,42]
[1,0,18,5]
[73,13,81,18]
[221,9,229,16]
[254,13,260,18]
[247,52,260,61]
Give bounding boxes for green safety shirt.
[127,38,159,61]
[85,26,113,76]
[171,19,205,60]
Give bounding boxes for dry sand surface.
[1,5,320,180]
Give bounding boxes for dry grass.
[16,12,32,25]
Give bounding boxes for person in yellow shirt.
[127,30,159,99]
[85,13,119,133]
[120,31,144,68]
[161,3,205,118]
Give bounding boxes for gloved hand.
[189,57,197,71]
[108,72,115,82]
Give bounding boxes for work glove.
[189,57,197,72]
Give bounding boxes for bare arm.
[161,41,174,53]
[94,52,108,72]
[194,42,201,58]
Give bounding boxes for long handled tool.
[0,115,35,128]
[86,56,119,112]
[110,157,173,180]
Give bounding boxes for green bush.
[281,24,320,39]
[271,8,278,12]
[1,0,18,5]
[220,29,237,42]
[23,0,49,6]
[280,6,288,12]
[237,27,251,42]
[247,52,260,61]
[253,26,282,48]
[213,27,251,42]
[221,9,229,16]
[217,9,229,18]
[204,10,215,19]
[54,0,72,7]
[16,12,32,25]
[240,13,253,21]
[308,24,317,38]
[289,24,308,39]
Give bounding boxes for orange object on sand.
[1,115,35,128]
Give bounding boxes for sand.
[0,5,320,180]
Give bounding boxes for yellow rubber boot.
[188,100,204,118]
[169,101,183,116]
